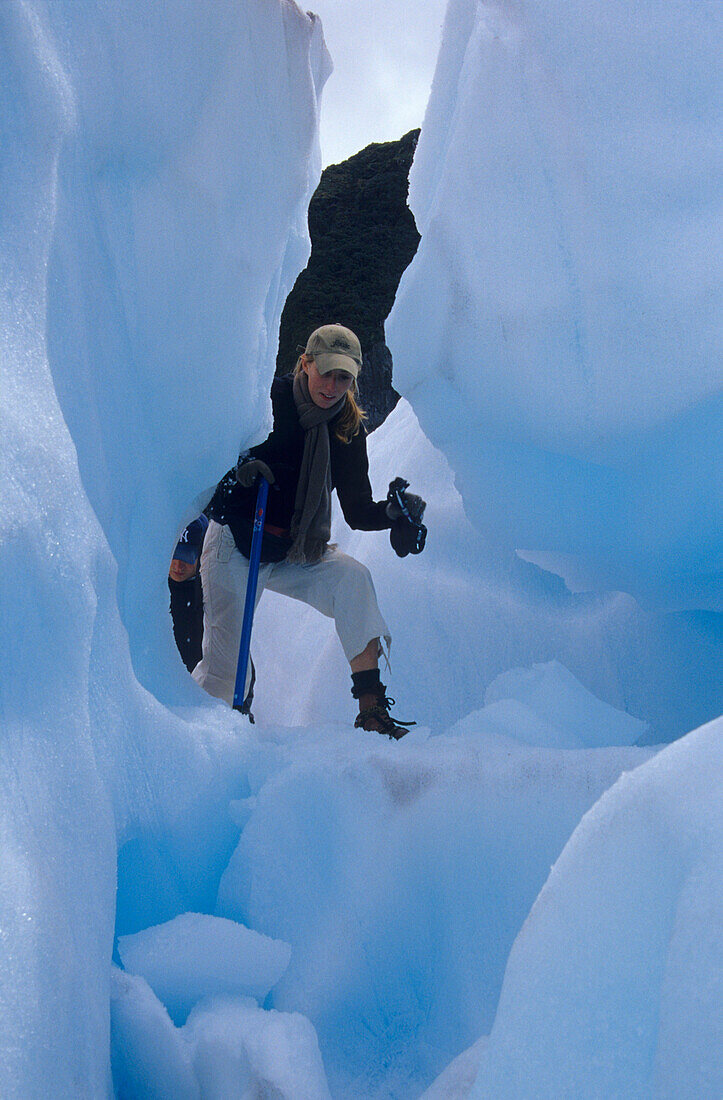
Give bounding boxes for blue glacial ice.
[0,1,720,1098]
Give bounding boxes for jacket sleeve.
[333,428,392,531]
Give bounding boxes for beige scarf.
[287,372,343,564]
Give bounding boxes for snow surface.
[1,1,721,1099]
[214,718,653,1098]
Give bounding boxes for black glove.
[386,491,426,524]
[386,478,427,557]
[235,457,275,488]
[390,519,426,557]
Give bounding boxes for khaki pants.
[192,520,391,706]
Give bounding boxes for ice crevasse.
[0,1,721,1098]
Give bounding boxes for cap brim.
[314,352,359,379]
[172,544,199,564]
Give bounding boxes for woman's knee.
[327,556,383,629]
[329,552,375,593]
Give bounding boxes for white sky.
[309,0,448,166]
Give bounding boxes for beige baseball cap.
[305,324,363,379]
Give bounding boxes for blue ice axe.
[233,476,269,717]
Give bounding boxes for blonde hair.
[294,356,367,444]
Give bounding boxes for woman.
[192,324,426,738]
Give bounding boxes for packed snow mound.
[185,997,331,1100]
[0,2,328,1095]
[117,912,291,1024]
[111,968,200,1099]
[216,714,652,1098]
[483,660,648,748]
[253,399,721,741]
[471,716,723,1099]
[111,969,331,1099]
[419,1036,487,1100]
[387,0,722,610]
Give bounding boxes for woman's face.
[169,558,197,582]
[301,354,354,409]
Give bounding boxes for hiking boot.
[354,690,415,741]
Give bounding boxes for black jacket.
[169,573,204,672]
[207,375,390,559]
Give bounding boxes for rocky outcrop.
[277,130,420,430]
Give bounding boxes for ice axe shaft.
[233,476,269,713]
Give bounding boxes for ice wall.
[41,0,331,700]
[0,1,328,1093]
[387,0,722,612]
[471,716,723,1099]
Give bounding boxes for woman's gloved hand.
[235,457,275,488]
[386,478,427,556]
[385,490,426,524]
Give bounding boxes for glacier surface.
[1,1,720,1098]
